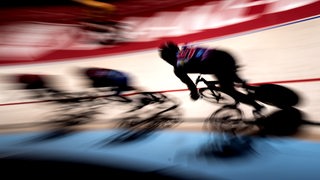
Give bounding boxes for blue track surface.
[1,129,320,179]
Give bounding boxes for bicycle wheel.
[204,105,250,135]
[118,113,182,130]
[130,91,180,111]
[199,88,236,105]
[45,110,99,128]
[117,91,182,129]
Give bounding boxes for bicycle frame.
[195,74,237,105]
[195,74,219,90]
[196,74,220,98]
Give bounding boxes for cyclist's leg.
[112,76,133,102]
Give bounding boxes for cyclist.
[16,74,47,90]
[158,41,265,114]
[73,0,121,44]
[80,67,135,96]
[74,0,116,22]
[14,73,62,98]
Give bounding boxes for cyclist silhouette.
[13,73,62,98]
[79,67,135,96]
[158,41,265,114]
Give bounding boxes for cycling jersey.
[176,45,208,68]
[174,45,239,75]
[84,68,129,89]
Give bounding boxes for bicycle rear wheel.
[199,88,236,105]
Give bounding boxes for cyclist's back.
[176,45,238,75]
[82,67,133,95]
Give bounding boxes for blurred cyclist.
[158,41,265,114]
[73,0,122,44]
[80,67,135,96]
[74,0,116,23]
[14,73,62,98]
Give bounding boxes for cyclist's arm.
[174,68,197,93]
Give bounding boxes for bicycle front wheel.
[199,88,236,105]
[204,105,251,135]
[117,91,182,130]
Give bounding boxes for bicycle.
[194,74,249,134]
[200,98,307,157]
[195,74,301,136]
[24,87,182,130]
[27,88,130,129]
[116,91,182,130]
[194,74,267,155]
[5,73,182,132]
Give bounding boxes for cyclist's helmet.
[16,74,44,84]
[159,41,179,64]
[15,74,47,89]
[84,68,98,77]
[83,67,105,80]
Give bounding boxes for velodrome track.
[1,1,320,179]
